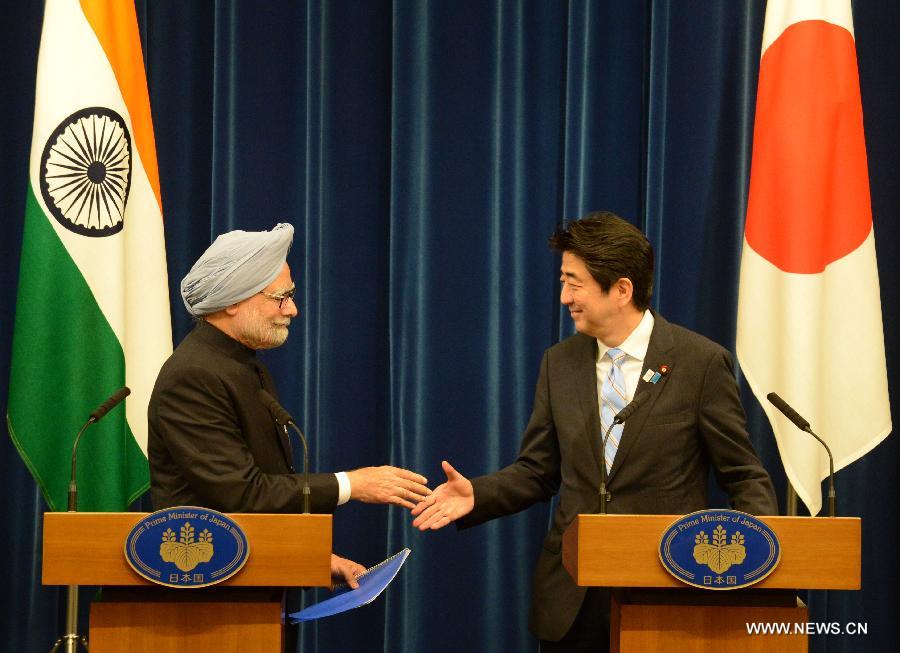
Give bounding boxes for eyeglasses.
[258,286,296,309]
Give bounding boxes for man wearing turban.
[149,223,430,587]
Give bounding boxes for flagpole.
[786,483,798,516]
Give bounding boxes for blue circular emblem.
[124,507,250,588]
[659,510,780,590]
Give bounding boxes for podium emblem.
[160,522,214,572]
[659,510,780,590]
[125,507,249,588]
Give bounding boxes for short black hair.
[549,211,654,311]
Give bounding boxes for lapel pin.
[642,363,671,384]
[650,364,671,384]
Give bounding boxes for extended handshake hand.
[343,461,474,527]
[411,461,474,530]
[346,465,432,510]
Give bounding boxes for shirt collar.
[596,310,654,363]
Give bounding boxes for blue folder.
[288,548,411,622]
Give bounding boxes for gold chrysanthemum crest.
[159,521,214,572]
[692,524,746,574]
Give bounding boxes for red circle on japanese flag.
[745,20,872,274]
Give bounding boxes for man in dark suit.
[412,211,777,651]
[149,223,431,587]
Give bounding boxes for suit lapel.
[607,313,676,484]
[254,360,296,471]
[569,335,606,479]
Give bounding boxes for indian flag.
[7,0,172,512]
[736,0,892,514]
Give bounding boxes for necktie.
[600,348,628,473]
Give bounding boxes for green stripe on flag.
[7,183,149,512]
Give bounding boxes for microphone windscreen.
[89,386,131,422]
[766,392,811,431]
[614,391,649,424]
[258,389,294,426]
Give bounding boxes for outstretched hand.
[330,553,367,590]
[346,465,431,509]
[411,460,474,531]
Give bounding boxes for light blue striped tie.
[600,348,628,473]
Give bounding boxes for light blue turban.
[181,223,294,316]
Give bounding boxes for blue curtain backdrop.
[1,1,898,651]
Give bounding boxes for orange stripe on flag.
[79,0,162,213]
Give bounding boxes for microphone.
[766,392,836,517]
[69,386,131,512]
[258,390,311,514]
[613,391,649,425]
[599,392,649,514]
[89,387,131,422]
[766,392,810,431]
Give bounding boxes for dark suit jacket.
[458,312,777,641]
[148,321,339,513]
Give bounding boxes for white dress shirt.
[595,310,655,407]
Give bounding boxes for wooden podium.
[42,512,332,653]
[562,514,861,652]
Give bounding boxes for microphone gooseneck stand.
[598,419,616,514]
[598,392,649,514]
[767,392,837,517]
[50,387,130,653]
[49,421,91,653]
[258,390,311,514]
